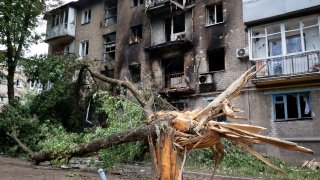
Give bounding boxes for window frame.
[103,32,116,62]
[206,3,224,27]
[248,15,320,60]
[272,92,312,121]
[16,79,24,88]
[105,6,117,27]
[79,40,89,57]
[81,8,91,24]
[130,24,143,44]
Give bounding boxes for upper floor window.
[130,25,142,43]
[0,95,5,103]
[80,40,89,57]
[206,3,223,26]
[51,10,68,28]
[105,7,117,26]
[273,92,312,121]
[103,32,116,61]
[249,15,320,60]
[133,0,143,7]
[81,9,91,24]
[16,79,24,88]
[165,13,185,42]
[207,48,225,72]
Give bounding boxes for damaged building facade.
[45,0,320,162]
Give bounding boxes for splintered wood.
[148,66,314,179]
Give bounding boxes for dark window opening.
[130,25,142,43]
[274,93,312,121]
[217,115,227,122]
[173,14,185,34]
[105,6,117,26]
[129,64,141,83]
[133,0,143,6]
[163,56,184,88]
[104,33,116,61]
[207,48,225,72]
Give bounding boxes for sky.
[26,0,76,57]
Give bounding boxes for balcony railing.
[145,0,169,8]
[255,51,320,78]
[153,72,192,92]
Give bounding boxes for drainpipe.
[98,168,107,180]
[85,99,93,124]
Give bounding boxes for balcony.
[253,50,320,86]
[145,0,194,12]
[153,72,194,95]
[45,7,76,44]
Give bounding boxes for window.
[206,3,223,26]
[80,41,89,57]
[16,79,24,88]
[0,95,5,103]
[81,9,91,24]
[0,75,7,84]
[51,10,68,28]
[133,0,143,6]
[105,6,117,26]
[165,13,185,41]
[103,33,116,61]
[103,69,114,78]
[129,64,141,83]
[130,25,142,43]
[249,15,320,59]
[273,93,312,121]
[207,48,225,71]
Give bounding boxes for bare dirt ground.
[0,156,135,180]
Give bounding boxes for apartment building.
[45,0,320,163]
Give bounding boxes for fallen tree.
[6,65,314,179]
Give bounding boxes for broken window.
[207,48,225,72]
[165,13,185,41]
[105,6,117,26]
[16,79,24,88]
[273,93,312,121]
[129,64,141,83]
[130,25,142,43]
[133,0,143,6]
[81,8,91,24]
[103,33,116,61]
[163,56,185,88]
[206,3,223,26]
[80,40,89,57]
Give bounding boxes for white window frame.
[16,79,24,88]
[248,15,320,60]
[81,8,91,24]
[206,3,224,26]
[79,40,89,57]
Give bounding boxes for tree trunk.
[7,64,16,103]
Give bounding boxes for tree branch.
[86,67,148,109]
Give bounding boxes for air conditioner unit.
[198,73,213,84]
[236,47,249,59]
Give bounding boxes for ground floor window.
[273,92,312,121]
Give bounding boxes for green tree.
[0,0,61,104]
